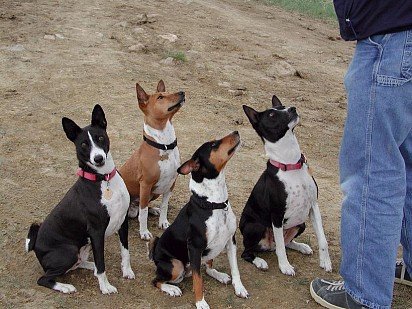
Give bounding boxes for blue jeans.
[340,30,412,309]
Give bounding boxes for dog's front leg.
[272,224,295,276]
[226,236,249,298]
[90,230,117,294]
[309,203,332,272]
[118,217,135,279]
[188,246,209,309]
[158,190,171,230]
[138,182,153,240]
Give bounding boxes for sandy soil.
[1,0,411,308]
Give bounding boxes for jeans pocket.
[375,30,412,87]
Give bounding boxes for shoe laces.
[321,279,345,292]
[396,259,404,267]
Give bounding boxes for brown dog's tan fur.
[119,80,184,240]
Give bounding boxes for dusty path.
[1,0,410,308]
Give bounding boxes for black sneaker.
[395,260,412,287]
[310,278,367,309]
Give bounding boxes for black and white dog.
[149,131,248,309]
[25,105,134,294]
[239,96,332,276]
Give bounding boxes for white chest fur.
[101,173,130,237]
[202,203,237,262]
[144,121,180,195]
[278,165,317,229]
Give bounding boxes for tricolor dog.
[239,96,332,276]
[149,131,249,309]
[120,80,184,240]
[25,105,134,294]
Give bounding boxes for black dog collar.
[190,193,229,210]
[143,135,178,150]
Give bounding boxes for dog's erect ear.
[243,105,259,126]
[177,158,200,175]
[157,80,166,93]
[62,117,82,142]
[91,104,107,129]
[271,95,282,108]
[136,83,149,106]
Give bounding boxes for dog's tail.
[147,236,159,261]
[25,223,41,252]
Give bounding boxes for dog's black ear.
[136,83,149,107]
[177,158,200,175]
[243,105,259,126]
[62,117,82,142]
[91,104,107,129]
[157,80,165,93]
[271,95,282,108]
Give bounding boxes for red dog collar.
[77,168,117,182]
[270,154,307,171]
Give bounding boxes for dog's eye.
[269,112,274,117]
[81,142,88,149]
[98,136,104,142]
[211,141,218,148]
[158,95,164,100]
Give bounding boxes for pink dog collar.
[77,168,117,182]
[269,154,307,171]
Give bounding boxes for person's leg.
[401,131,412,278]
[311,30,412,309]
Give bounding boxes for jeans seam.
[346,287,391,309]
[403,213,412,274]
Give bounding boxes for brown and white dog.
[119,80,185,240]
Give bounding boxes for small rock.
[55,33,64,39]
[128,43,145,52]
[133,27,145,33]
[218,81,231,88]
[235,85,247,91]
[160,57,174,65]
[44,34,55,40]
[115,21,128,27]
[233,118,243,125]
[159,33,178,42]
[266,60,298,78]
[228,89,244,96]
[8,44,25,52]
[96,32,104,38]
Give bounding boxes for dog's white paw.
[128,206,139,218]
[140,230,153,241]
[206,268,231,284]
[122,267,135,279]
[196,298,210,309]
[233,281,249,298]
[160,283,182,297]
[320,251,332,272]
[279,262,295,276]
[53,283,77,294]
[252,257,268,270]
[149,207,160,216]
[295,243,313,255]
[100,282,118,295]
[158,220,170,230]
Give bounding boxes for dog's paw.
[128,206,139,218]
[100,282,118,295]
[233,281,249,298]
[53,283,77,294]
[196,298,210,309]
[122,267,135,280]
[160,283,182,297]
[296,243,313,255]
[252,257,268,270]
[320,253,332,272]
[279,262,295,276]
[206,268,231,284]
[140,230,153,241]
[148,207,160,216]
[158,220,170,230]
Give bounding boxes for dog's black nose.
[233,130,239,135]
[179,91,185,97]
[290,107,297,113]
[94,155,104,164]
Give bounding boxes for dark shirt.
[334,0,412,41]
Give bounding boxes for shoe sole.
[394,278,412,287]
[310,281,345,309]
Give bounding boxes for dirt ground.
[0,0,411,308]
